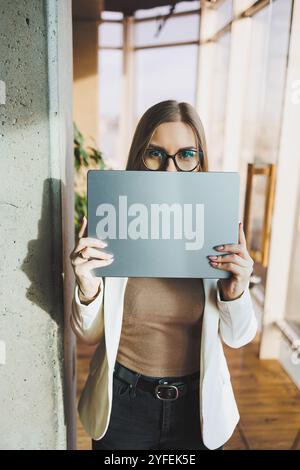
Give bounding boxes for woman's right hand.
[69,216,114,301]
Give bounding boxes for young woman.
[69,100,257,450]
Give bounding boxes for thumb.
[78,216,87,239]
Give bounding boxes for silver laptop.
[87,170,240,278]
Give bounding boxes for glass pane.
[239,0,292,220]
[215,0,233,32]
[240,0,292,168]
[99,22,123,48]
[240,7,269,167]
[209,0,233,36]
[135,1,200,18]
[101,11,123,20]
[135,6,172,18]
[134,45,198,120]
[98,49,122,167]
[207,31,231,170]
[285,175,300,331]
[238,0,293,295]
[255,0,293,163]
[134,14,199,47]
[173,1,200,12]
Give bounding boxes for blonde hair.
[125,100,209,172]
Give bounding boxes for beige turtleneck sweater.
[116,277,205,377]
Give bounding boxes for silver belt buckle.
[155,384,179,401]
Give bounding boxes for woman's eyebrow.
[148,144,197,151]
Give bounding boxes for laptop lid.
[87,169,240,278]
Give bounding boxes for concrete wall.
[0,0,75,449]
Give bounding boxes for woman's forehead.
[150,122,197,149]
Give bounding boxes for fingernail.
[216,245,224,250]
[208,256,218,260]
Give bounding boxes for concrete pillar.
[0,0,75,449]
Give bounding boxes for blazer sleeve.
[70,277,105,345]
[216,280,258,348]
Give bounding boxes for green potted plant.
[73,122,110,236]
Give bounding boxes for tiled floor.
[76,334,300,450]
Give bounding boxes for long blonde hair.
[125,100,209,172]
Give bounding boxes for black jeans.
[91,364,223,450]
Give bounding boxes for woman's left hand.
[208,222,254,301]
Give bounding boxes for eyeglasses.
[142,147,203,172]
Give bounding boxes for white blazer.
[71,277,257,450]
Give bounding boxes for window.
[99,22,123,48]
[98,49,122,168]
[240,0,292,167]
[285,174,300,332]
[98,4,201,165]
[239,0,293,268]
[215,0,233,31]
[209,0,233,36]
[207,31,231,170]
[134,45,199,121]
[134,5,200,123]
[101,11,123,20]
[135,1,200,18]
[134,14,199,47]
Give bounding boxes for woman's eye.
[149,149,163,157]
[180,150,197,158]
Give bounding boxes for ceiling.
[72,0,200,19]
[104,0,190,15]
[72,0,104,20]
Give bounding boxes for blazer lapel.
[201,278,220,374]
[104,277,128,371]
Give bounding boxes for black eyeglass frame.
[142,147,204,172]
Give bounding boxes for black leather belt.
[113,361,200,401]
